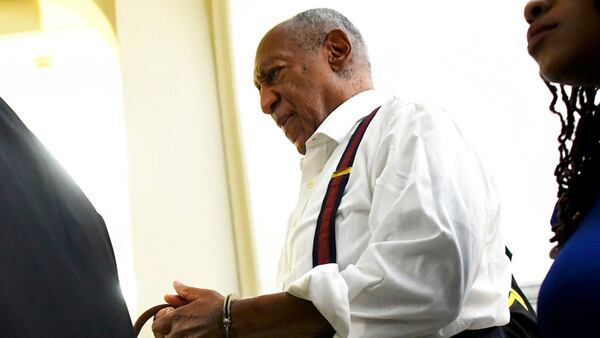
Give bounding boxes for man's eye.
[266,68,281,82]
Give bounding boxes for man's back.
[0,98,134,337]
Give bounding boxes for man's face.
[525,0,600,86]
[254,26,334,154]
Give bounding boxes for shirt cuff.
[285,263,351,338]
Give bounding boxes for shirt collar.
[312,89,390,145]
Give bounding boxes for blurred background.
[0,1,554,336]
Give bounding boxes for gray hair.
[283,8,371,77]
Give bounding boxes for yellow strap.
[331,167,352,178]
[508,288,529,310]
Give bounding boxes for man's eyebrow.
[253,58,269,89]
[254,68,265,89]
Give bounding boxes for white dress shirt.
[277,90,511,338]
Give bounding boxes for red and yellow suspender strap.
[312,106,381,267]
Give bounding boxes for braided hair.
[545,82,600,248]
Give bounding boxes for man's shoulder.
[377,96,454,134]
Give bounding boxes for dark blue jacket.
[0,98,134,337]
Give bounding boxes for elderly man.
[153,8,511,338]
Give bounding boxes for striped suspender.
[312,106,381,267]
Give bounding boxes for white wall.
[230,0,556,293]
[116,0,239,336]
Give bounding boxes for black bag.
[502,248,539,337]
[455,248,539,338]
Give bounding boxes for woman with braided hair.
[524,0,600,337]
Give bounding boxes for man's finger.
[154,306,174,320]
[152,307,175,337]
[164,294,189,307]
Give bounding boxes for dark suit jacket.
[0,98,134,337]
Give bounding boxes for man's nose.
[260,85,278,115]
[524,0,551,24]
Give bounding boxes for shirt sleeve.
[286,103,499,338]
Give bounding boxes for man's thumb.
[173,280,200,301]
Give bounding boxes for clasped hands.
[152,280,226,338]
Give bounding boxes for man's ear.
[323,29,351,73]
